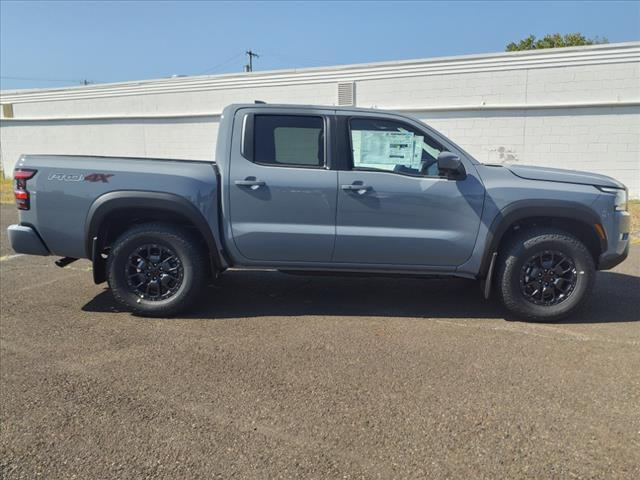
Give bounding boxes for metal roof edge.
[1,41,638,104]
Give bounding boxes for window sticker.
[412,136,425,169]
[352,130,423,170]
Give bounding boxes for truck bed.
[13,154,220,259]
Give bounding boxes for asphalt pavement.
[1,203,639,479]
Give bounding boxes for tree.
[506,33,608,52]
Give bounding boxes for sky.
[1,0,639,91]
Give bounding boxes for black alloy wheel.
[520,250,577,306]
[126,244,184,300]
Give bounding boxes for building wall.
[1,42,639,196]
[420,107,639,183]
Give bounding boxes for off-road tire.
[107,223,207,317]
[496,228,595,322]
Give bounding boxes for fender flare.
[85,191,224,280]
[479,199,605,276]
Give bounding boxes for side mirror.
[437,151,466,179]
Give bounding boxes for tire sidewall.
[500,233,594,321]
[108,226,204,316]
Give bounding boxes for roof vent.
[337,82,355,106]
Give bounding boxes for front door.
[229,111,337,263]
[334,115,485,267]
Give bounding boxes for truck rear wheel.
[107,223,206,317]
[496,228,595,322]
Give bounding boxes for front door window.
[350,118,443,177]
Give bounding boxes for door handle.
[235,179,266,187]
[341,184,371,194]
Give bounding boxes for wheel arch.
[86,191,225,283]
[479,200,606,277]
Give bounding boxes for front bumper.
[598,211,630,270]
[599,241,629,270]
[7,224,50,256]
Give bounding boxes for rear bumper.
[7,224,50,256]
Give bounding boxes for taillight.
[13,169,37,210]
[14,169,37,180]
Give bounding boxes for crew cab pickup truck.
[8,103,631,321]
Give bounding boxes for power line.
[1,76,98,86]
[195,51,245,75]
[4,49,269,87]
[260,51,335,67]
[1,75,82,83]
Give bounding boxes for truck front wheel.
[496,228,595,322]
[107,223,207,317]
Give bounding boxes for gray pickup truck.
[8,103,630,321]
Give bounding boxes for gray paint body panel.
[332,109,484,267]
[334,171,484,266]
[7,225,50,256]
[507,164,625,189]
[457,165,606,275]
[226,106,338,263]
[14,155,219,259]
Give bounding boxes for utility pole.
[244,50,259,72]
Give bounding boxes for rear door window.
[254,115,325,167]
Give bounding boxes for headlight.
[598,187,628,212]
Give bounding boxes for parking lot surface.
[1,203,639,479]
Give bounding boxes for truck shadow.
[83,270,640,323]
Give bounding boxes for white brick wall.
[420,107,640,197]
[1,42,639,196]
[0,117,220,162]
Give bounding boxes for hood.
[506,164,625,189]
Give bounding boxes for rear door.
[333,113,485,267]
[228,108,337,262]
